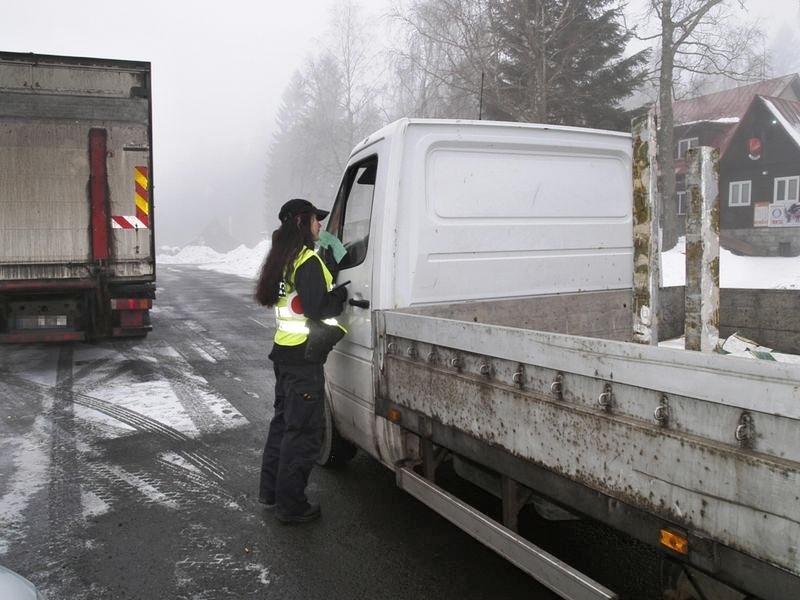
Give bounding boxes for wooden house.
[669,74,800,255]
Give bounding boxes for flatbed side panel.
[382,311,800,419]
[379,309,800,580]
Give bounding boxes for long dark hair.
[255,212,316,306]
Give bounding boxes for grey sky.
[2,0,798,248]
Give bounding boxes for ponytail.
[255,212,315,306]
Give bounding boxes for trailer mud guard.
[396,466,617,600]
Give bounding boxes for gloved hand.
[331,284,349,303]
[318,231,348,264]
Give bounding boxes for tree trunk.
[658,0,679,250]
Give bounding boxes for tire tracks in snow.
[0,354,268,598]
[0,367,227,483]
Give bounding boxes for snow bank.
[158,240,269,280]
[661,237,800,289]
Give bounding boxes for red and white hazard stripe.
[111,166,150,230]
[111,216,149,229]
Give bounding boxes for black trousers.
[259,361,324,515]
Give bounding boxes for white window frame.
[677,190,687,215]
[677,137,699,159]
[774,176,800,203]
[729,180,751,207]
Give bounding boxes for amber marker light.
[387,408,402,423]
[659,529,689,555]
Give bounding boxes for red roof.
[673,74,800,125]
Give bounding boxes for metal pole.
[684,146,720,352]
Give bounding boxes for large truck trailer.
[0,51,155,342]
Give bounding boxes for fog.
[2,0,798,250]
[0,0,386,247]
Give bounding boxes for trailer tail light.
[110,298,152,311]
[659,528,689,555]
[388,408,402,423]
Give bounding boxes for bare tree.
[638,0,765,249]
[388,0,494,118]
[327,1,385,160]
[264,1,384,224]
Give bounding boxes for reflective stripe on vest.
[274,247,337,346]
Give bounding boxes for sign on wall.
[767,201,800,227]
[753,202,769,227]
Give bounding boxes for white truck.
[317,118,800,600]
[0,51,155,342]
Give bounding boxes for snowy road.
[0,266,559,600]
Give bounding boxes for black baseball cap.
[278,198,330,223]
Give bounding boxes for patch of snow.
[158,240,269,280]
[159,452,202,475]
[71,344,247,438]
[101,464,178,509]
[0,433,50,555]
[81,489,110,519]
[661,237,800,289]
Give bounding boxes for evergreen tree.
[487,0,647,130]
[486,0,649,130]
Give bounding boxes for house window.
[677,190,687,215]
[677,137,699,159]
[775,176,799,203]
[729,180,751,207]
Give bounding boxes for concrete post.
[631,109,660,345]
[684,147,720,352]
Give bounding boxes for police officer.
[255,198,347,523]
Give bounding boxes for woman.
[255,198,347,524]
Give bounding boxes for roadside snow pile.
[158,240,269,280]
[159,245,226,264]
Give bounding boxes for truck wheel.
[317,395,357,467]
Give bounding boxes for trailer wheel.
[317,394,357,467]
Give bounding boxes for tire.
[317,394,357,467]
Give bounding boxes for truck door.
[322,154,379,456]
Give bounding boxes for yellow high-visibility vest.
[274,247,341,346]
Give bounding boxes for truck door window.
[326,157,376,270]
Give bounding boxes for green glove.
[318,230,347,264]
